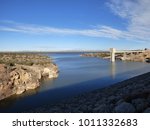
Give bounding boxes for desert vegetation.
[81,52,110,58]
[0,53,52,66]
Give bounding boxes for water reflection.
[110,62,116,78]
[0,88,39,109]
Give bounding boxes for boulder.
[26,81,40,90]
[93,104,111,113]
[143,108,150,113]
[146,94,150,104]
[16,85,26,95]
[131,98,148,112]
[115,102,136,113]
[42,65,58,79]
[42,68,51,77]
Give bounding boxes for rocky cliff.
[0,53,58,101]
[120,50,150,62]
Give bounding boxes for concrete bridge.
[110,48,144,62]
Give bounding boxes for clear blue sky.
[0,0,150,51]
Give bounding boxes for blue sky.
[0,0,150,51]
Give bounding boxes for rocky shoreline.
[28,72,150,113]
[0,53,58,101]
[81,49,150,62]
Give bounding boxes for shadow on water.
[0,78,114,112]
[0,66,148,113]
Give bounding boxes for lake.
[0,53,150,112]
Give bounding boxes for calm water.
[0,53,150,112]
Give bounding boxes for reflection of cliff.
[0,53,59,101]
[0,88,39,109]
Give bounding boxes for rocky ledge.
[28,72,150,113]
[0,53,58,101]
[81,49,150,63]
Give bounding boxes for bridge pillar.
[110,48,116,62]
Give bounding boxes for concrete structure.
[110,48,144,62]
[110,48,116,62]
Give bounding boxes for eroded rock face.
[42,64,58,79]
[0,63,58,101]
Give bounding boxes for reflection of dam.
[111,62,116,78]
[110,48,144,62]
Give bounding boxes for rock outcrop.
[0,53,58,101]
